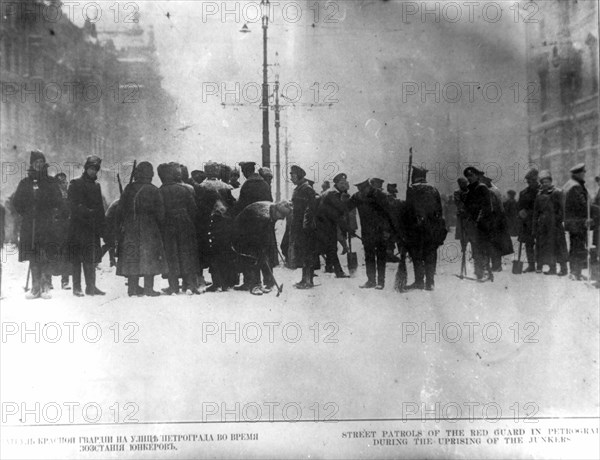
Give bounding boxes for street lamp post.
[274,73,281,201]
[261,0,271,168]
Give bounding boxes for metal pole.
[275,74,281,202]
[261,0,270,168]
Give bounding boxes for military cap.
[463,166,483,177]
[539,169,552,180]
[29,149,46,165]
[569,163,585,174]
[290,165,306,178]
[524,168,539,180]
[333,173,347,184]
[387,183,398,192]
[355,179,370,190]
[84,155,102,171]
[370,178,384,189]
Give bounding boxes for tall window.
[538,68,549,112]
[586,33,598,94]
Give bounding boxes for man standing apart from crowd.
[564,163,596,280]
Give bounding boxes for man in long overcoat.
[347,178,394,289]
[290,165,319,289]
[49,172,72,290]
[405,166,446,290]
[67,155,106,296]
[116,162,168,296]
[518,169,540,272]
[504,190,519,237]
[315,172,351,278]
[158,163,201,294]
[564,163,596,280]
[532,170,568,276]
[463,166,493,281]
[13,150,62,299]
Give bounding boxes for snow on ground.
[1,235,598,425]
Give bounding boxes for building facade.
[0,0,177,203]
[526,0,599,186]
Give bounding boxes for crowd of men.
[2,150,599,300]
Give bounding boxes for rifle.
[117,173,124,195]
[129,160,137,185]
[395,147,412,292]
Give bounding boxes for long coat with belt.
[159,172,200,277]
[67,172,106,264]
[116,179,168,277]
[532,186,568,265]
[13,169,63,263]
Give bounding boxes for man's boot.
[144,276,161,297]
[558,263,568,276]
[84,263,105,295]
[128,276,141,297]
[72,263,84,297]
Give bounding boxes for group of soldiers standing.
[455,163,598,282]
[4,149,599,300]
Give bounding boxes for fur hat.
[29,149,46,165]
[134,161,154,180]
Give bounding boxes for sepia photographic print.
[0,0,599,458]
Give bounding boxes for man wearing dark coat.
[481,176,513,271]
[234,201,292,295]
[116,162,168,296]
[463,167,494,282]
[290,165,319,289]
[13,150,63,299]
[532,170,568,276]
[564,163,595,280]
[518,169,540,272]
[454,178,469,252]
[504,190,519,237]
[234,161,272,215]
[315,172,351,278]
[158,163,201,295]
[405,166,445,290]
[195,162,236,279]
[67,155,106,296]
[203,191,237,293]
[49,172,72,290]
[348,178,393,289]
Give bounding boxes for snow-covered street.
[1,234,598,426]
